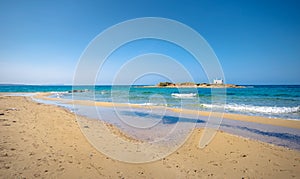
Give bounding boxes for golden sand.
[0,95,299,178]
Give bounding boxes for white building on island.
[213,79,223,84]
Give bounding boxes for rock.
[68,89,89,93]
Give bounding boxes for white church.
[213,79,223,84]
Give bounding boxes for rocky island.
[146,82,245,88]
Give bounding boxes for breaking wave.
[201,103,300,114]
[171,93,197,98]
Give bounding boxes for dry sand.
[0,95,299,178]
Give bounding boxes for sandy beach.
[0,95,299,178]
[1,0,300,178]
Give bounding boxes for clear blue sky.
[0,0,299,85]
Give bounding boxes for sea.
[0,85,299,120]
[1,84,300,150]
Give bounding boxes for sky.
[0,0,299,85]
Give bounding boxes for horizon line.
[0,83,300,86]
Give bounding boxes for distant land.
[144,82,245,88]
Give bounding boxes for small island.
[145,80,245,88]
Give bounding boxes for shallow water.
[1,85,299,120]
[70,102,300,150]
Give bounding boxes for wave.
[139,103,167,106]
[171,93,197,98]
[50,91,69,98]
[99,90,108,95]
[201,103,300,114]
[50,91,69,94]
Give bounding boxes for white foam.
[139,103,167,106]
[50,91,69,94]
[201,103,300,114]
[171,93,197,98]
[50,91,69,98]
[100,90,107,95]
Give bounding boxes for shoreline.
[33,92,300,150]
[0,95,299,178]
[33,92,300,130]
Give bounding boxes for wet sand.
[35,92,300,129]
[0,95,299,178]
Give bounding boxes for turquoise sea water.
[2,84,300,150]
[1,85,299,120]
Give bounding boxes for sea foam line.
[201,103,300,114]
[171,93,197,98]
